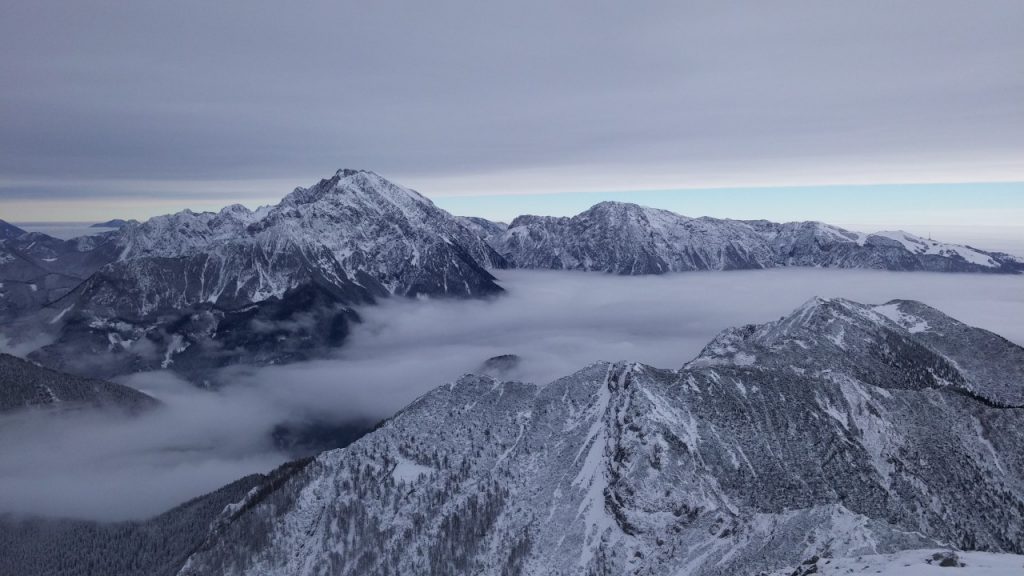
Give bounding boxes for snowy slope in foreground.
[177,298,1024,576]
[770,549,1024,576]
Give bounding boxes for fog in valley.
[1,268,1023,521]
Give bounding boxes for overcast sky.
[1,1,1022,223]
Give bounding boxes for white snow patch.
[874,303,931,333]
[816,392,849,430]
[49,305,74,324]
[816,222,869,246]
[769,549,1024,575]
[874,230,997,267]
[571,366,617,567]
[733,352,756,366]
[826,325,847,348]
[161,334,189,368]
[391,455,433,483]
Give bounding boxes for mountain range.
[487,201,1024,274]
[1,170,505,379]
[1,170,1021,380]
[5,297,1020,575]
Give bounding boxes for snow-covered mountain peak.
[689,296,862,369]
[281,169,431,211]
[497,201,774,273]
[335,168,366,178]
[777,295,862,327]
[217,203,254,218]
[267,171,450,245]
[585,200,689,218]
[176,299,1024,576]
[105,169,502,291]
[690,296,1024,406]
[580,201,699,227]
[711,296,909,354]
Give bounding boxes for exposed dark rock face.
[477,353,522,378]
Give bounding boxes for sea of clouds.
[1,268,1022,520]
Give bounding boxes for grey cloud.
[0,372,285,521]
[0,1,1021,197]
[1,267,1022,520]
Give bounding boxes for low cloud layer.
[1,268,1022,520]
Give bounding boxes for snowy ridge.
[497,202,776,273]
[114,169,505,297]
[177,299,1024,576]
[691,296,1024,406]
[873,230,1000,267]
[491,203,1024,274]
[456,216,508,243]
[768,549,1024,576]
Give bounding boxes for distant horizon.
[6,177,1024,228]
[4,1,1020,241]
[10,179,1024,256]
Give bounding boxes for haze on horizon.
[1,1,1023,226]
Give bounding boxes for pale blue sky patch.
[434,181,1024,228]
